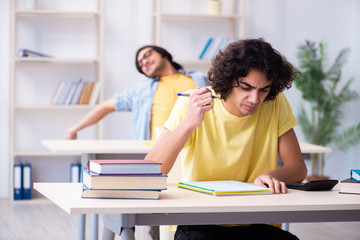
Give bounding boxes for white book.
[89,82,102,105]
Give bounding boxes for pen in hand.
[177,93,219,99]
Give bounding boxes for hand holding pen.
[178,87,217,129]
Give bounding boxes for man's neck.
[157,63,178,77]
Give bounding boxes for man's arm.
[65,97,116,139]
[145,87,214,174]
[254,128,307,193]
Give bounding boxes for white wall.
[1,0,359,197]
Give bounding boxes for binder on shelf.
[18,48,52,58]
[13,163,23,200]
[22,163,32,200]
[70,163,81,183]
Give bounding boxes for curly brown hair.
[208,38,295,101]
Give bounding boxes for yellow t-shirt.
[164,88,297,183]
[150,73,196,140]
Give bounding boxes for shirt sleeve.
[276,92,298,137]
[113,82,144,112]
[164,93,190,132]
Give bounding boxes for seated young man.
[145,38,307,240]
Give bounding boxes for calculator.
[286,179,338,191]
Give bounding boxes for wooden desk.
[41,140,332,240]
[42,140,153,240]
[35,183,360,240]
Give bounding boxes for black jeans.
[174,224,299,240]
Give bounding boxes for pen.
[177,93,219,99]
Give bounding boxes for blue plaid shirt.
[114,70,208,140]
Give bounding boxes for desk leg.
[103,214,136,240]
[102,226,115,240]
[121,228,135,240]
[78,214,85,240]
[90,213,99,240]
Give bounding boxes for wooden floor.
[1,198,359,240]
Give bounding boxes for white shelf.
[156,13,242,20]
[14,105,96,110]
[15,58,99,64]
[14,149,81,157]
[9,0,104,201]
[15,10,100,17]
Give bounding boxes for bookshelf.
[150,0,244,73]
[9,0,104,200]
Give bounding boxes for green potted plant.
[294,40,360,178]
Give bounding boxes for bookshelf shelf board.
[15,58,99,64]
[14,149,80,156]
[156,13,242,20]
[15,10,99,18]
[14,105,96,110]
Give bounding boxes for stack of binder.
[13,163,32,200]
[81,159,167,199]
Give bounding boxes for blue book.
[13,163,23,200]
[199,38,213,59]
[22,163,32,200]
[350,169,360,182]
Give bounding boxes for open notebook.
[176,180,273,196]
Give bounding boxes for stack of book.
[339,169,360,195]
[82,159,167,199]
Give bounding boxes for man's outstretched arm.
[65,97,116,139]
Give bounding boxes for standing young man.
[145,38,307,239]
[66,45,207,141]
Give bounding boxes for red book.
[88,159,162,175]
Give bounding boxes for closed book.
[57,81,71,105]
[22,163,32,200]
[198,37,213,59]
[204,36,222,60]
[339,178,360,195]
[89,82,102,105]
[50,81,63,104]
[88,159,162,175]
[350,169,360,182]
[13,163,23,200]
[82,170,167,190]
[176,180,273,196]
[81,186,160,199]
[65,82,77,105]
[71,79,84,104]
